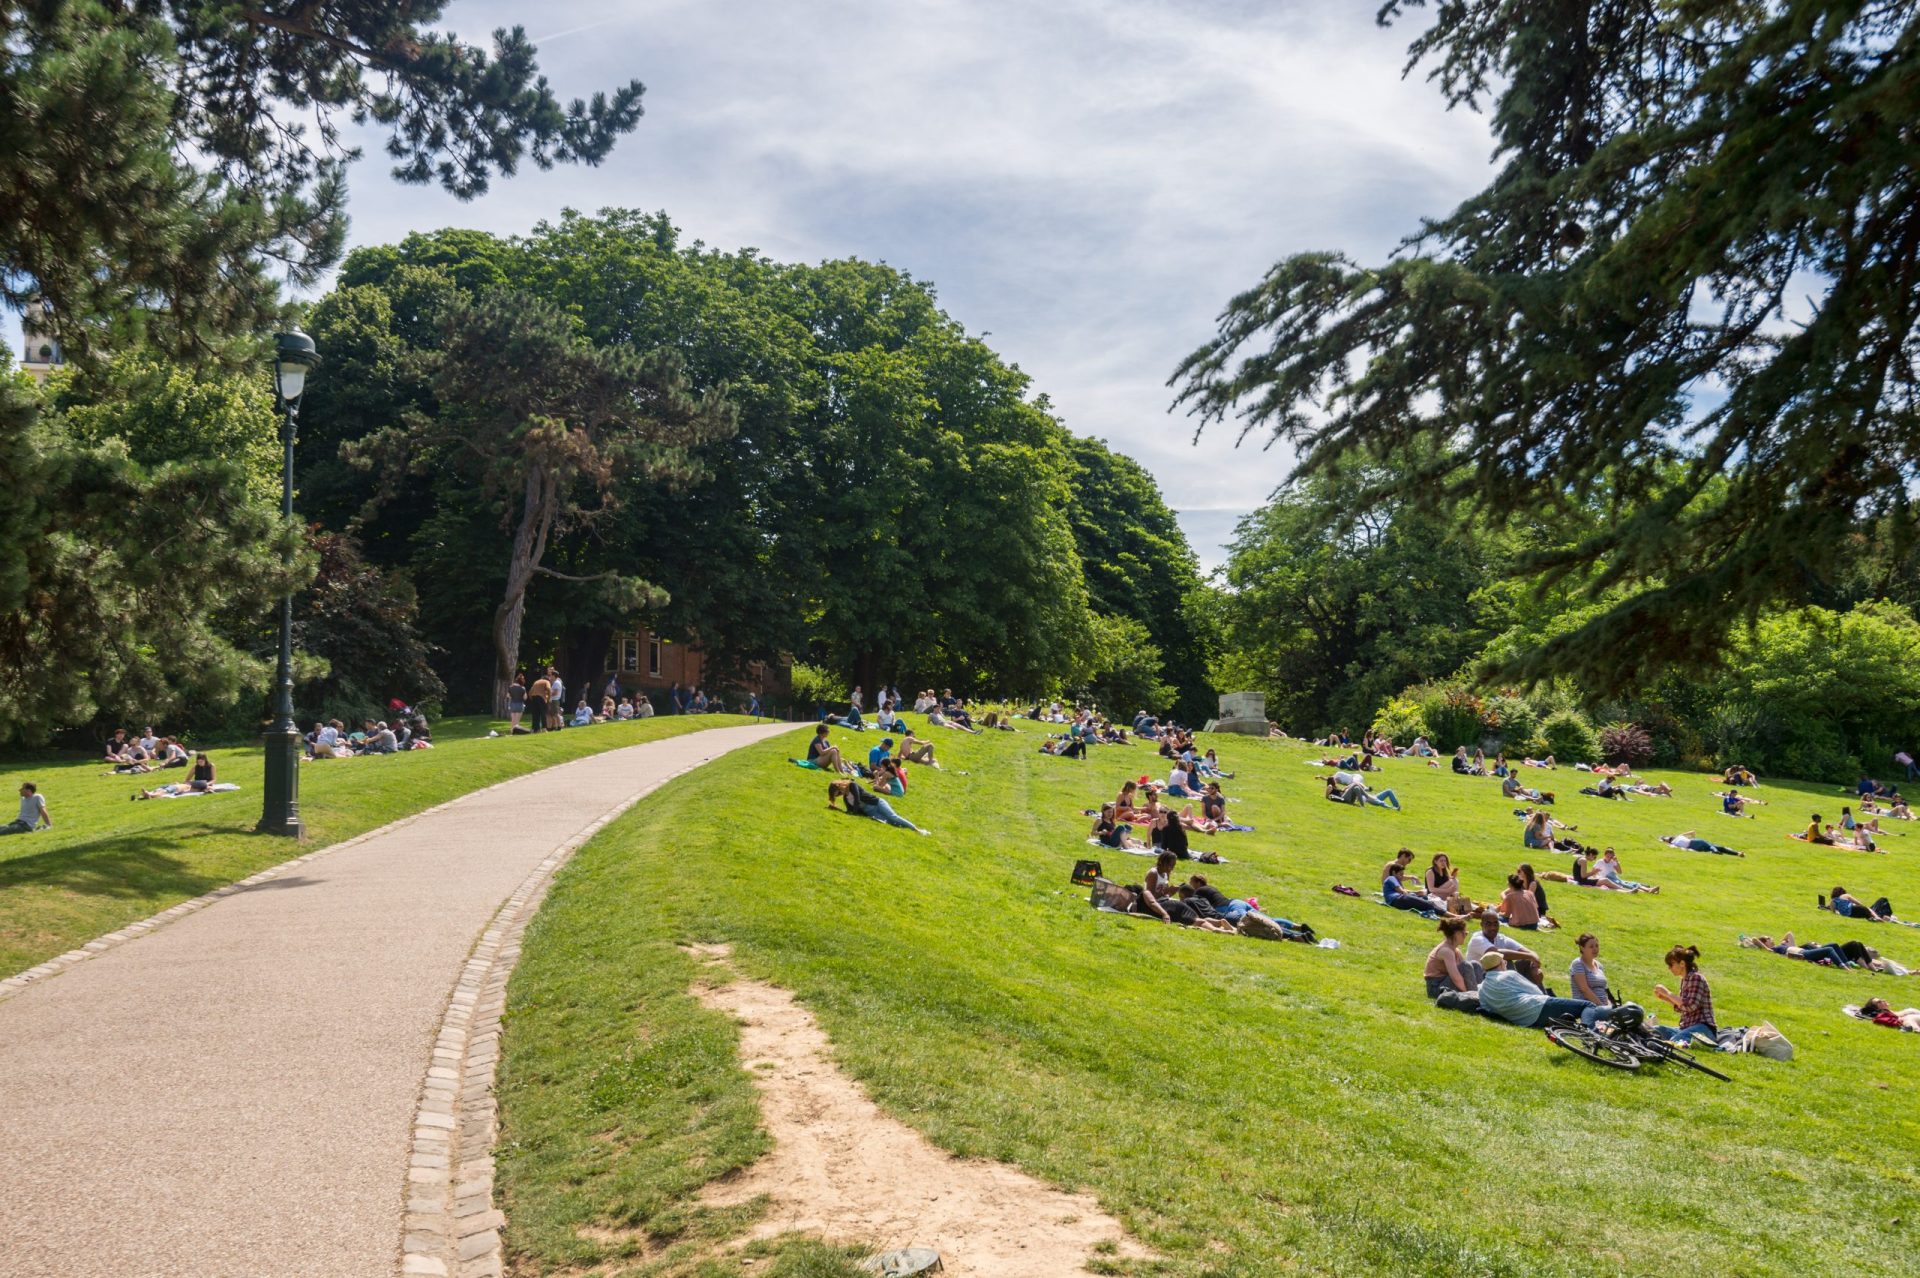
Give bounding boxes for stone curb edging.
[0,766,546,1007]
[398,741,786,1278]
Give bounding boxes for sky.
[14,0,1497,571]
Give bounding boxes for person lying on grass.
[1092,803,1148,851]
[1862,795,1914,820]
[1739,933,1872,968]
[1467,913,1545,985]
[1182,874,1283,929]
[1325,773,1401,810]
[1425,918,1479,997]
[1659,831,1744,857]
[1502,772,1554,804]
[1857,997,1920,1031]
[926,706,979,734]
[1622,780,1673,797]
[134,781,240,800]
[826,779,928,834]
[1718,788,1763,817]
[1825,887,1898,922]
[1597,848,1659,892]
[1476,951,1624,1029]
[1542,852,1637,893]
[1521,755,1558,769]
[1651,945,1718,1045]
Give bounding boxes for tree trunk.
[492,464,557,716]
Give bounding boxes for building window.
[619,638,639,672]
[647,639,662,678]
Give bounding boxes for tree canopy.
[1174,0,1920,692]
[2,2,644,359]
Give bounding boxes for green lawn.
[499,725,1920,1277]
[0,714,760,977]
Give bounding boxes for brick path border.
[397,750,778,1278]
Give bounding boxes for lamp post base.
[256,727,304,838]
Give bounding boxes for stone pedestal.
[1208,692,1269,736]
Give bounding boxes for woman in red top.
[1653,944,1718,1045]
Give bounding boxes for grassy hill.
[500,723,1918,1277]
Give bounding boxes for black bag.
[1071,858,1102,886]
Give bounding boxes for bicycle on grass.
[1543,1004,1732,1082]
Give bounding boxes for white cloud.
[9,0,1496,570]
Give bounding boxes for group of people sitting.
[571,693,657,725]
[1797,811,1883,852]
[1429,926,1722,1044]
[1037,708,1132,756]
[103,727,192,775]
[1381,845,1659,924]
[1453,746,1558,776]
[802,722,945,835]
[307,715,432,758]
[1089,778,1232,859]
[1097,852,1312,939]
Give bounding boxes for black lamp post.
[257,330,318,837]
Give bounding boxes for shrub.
[1480,690,1540,753]
[1598,722,1654,767]
[788,662,844,711]
[1369,695,1430,746]
[1414,683,1486,752]
[1537,708,1600,764]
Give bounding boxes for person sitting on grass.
[1660,830,1744,857]
[1425,918,1479,997]
[1863,795,1913,820]
[1452,746,1482,776]
[1502,772,1554,804]
[1580,775,1631,800]
[1651,944,1718,1045]
[1423,852,1461,903]
[804,724,851,774]
[1569,933,1612,1005]
[1476,951,1621,1029]
[1596,847,1659,892]
[896,731,939,767]
[1521,809,1581,853]
[826,778,927,833]
[1325,773,1401,810]
[188,752,216,792]
[1092,803,1147,851]
[1383,859,1454,917]
[2,782,51,835]
[868,738,899,773]
[1467,912,1544,985]
[1724,763,1757,786]
[1838,806,1884,837]
[1857,997,1920,1031]
[1198,749,1234,779]
[1825,886,1897,922]
[1498,873,1543,929]
[1130,852,1223,929]
[1718,787,1762,817]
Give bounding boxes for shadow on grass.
[0,825,229,900]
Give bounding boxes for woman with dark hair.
[826,779,927,833]
[1091,803,1146,851]
[1425,919,1475,997]
[188,753,216,792]
[1652,945,1717,1044]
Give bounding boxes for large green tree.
[1175,1,1920,692]
[347,290,735,714]
[2,1,643,358]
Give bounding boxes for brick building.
[596,627,791,711]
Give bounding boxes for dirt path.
[690,945,1149,1276]
[0,723,800,1278]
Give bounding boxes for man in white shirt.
[3,782,51,834]
[139,726,159,754]
[1466,913,1542,985]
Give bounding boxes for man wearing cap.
[869,738,896,771]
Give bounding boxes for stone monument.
[1207,691,1269,736]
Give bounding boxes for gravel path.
[0,722,799,1278]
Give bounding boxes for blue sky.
[13,0,1496,570]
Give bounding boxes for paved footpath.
[0,722,799,1278]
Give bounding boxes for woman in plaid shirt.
[1653,944,1718,1044]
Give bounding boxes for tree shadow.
[0,824,232,901]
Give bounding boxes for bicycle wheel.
[1546,1025,1641,1070]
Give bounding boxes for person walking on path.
[1,782,50,835]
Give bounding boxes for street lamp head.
[273,330,319,403]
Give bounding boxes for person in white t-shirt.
[1466,912,1542,985]
[3,782,51,835]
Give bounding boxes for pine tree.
[1174,1,1920,690]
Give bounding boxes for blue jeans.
[1530,998,1616,1029]
[1364,789,1401,810]
[1793,943,1851,965]
[864,797,917,830]
[1656,1023,1716,1044]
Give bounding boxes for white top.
[1466,931,1527,962]
[17,793,48,826]
[316,725,340,746]
[1332,771,1363,788]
